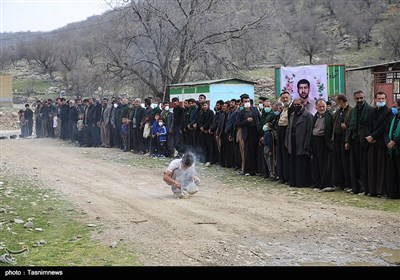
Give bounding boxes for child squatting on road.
[163,152,200,198]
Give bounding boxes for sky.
[0,0,112,33]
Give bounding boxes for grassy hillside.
[13,78,52,94]
[3,1,399,93]
[246,2,399,80]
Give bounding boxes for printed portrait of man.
[280,65,328,116]
[297,79,315,114]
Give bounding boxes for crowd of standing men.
[19,86,400,199]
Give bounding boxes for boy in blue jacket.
[156,118,168,157]
[262,122,276,179]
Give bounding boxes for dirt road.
[1,138,399,266]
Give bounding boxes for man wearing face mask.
[286,98,313,188]
[258,99,276,176]
[150,98,162,123]
[260,100,275,128]
[236,94,260,176]
[258,96,267,114]
[366,92,392,196]
[271,102,282,131]
[384,99,400,199]
[391,105,399,115]
[345,90,373,195]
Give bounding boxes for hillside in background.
[1,0,400,100]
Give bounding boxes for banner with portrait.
[280,65,328,115]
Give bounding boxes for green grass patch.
[314,190,400,212]
[13,78,52,94]
[244,68,275,79]
[268,184,400,213]
[0,175,141,266]
[114,153,170,170]
[338,44,384,67]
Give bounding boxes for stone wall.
[253,77,276,100]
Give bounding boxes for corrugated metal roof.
[168,78,256,87]
[346,60,400,71]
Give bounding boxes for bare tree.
[276,42,298,66]
[326,42,338,64]
[79,34,102,66]
[319,0,337,16]
[347,14,368,50]
[29,37,57,82]
[55,34,83,91]
[15,40,34,64]
[363,1,386,42]
[1,0,397,99]
[101,0,274,97]
[292,10,327,64]
[1,46,18,67]
[335,0,386,49]
[383,16,400,60]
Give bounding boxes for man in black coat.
[276,92,294,184]
[345,90,374,194]
[24,104,33,137]
[236,95,260,176]
[129,98,146,153]
[286,98,313,188]
[366,91,392,196]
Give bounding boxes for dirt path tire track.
[1,138,399,266]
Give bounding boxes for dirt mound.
[0,110,20,130]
